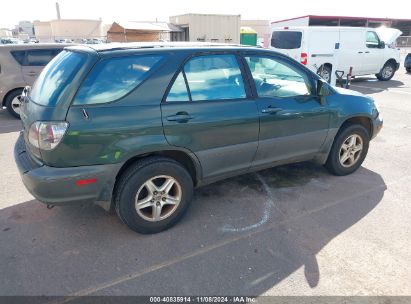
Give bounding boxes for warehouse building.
[33,19,107,42]
[170,14,241,44]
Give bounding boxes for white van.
[270,26,402,83]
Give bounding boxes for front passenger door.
[243,54,330,168]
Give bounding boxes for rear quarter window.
[26,49,60,66]
[73,55,164,105]
[30,50,87,106]
[271,31,302,49]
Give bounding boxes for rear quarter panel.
[44,52,188,168]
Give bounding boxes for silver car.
[0,43,70,118]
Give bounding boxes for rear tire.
[406,67,411,73]
[376,61,396,81]
[114,157,193,234]
[325,124,369,176]
[5,89,23,119]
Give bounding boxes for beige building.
[170,14,241,44]
[34,19,106,42]
[241,20,271,45]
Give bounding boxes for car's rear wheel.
[325,124,370,176]
[406,67,411,73]
[5,89,23,119]
[376,62,396,81]
[115,157,193,234]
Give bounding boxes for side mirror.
[316,79,328,105]
[379,41,385,49]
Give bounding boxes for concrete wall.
[170,14,241,44]
[34,19,105,42]
[33,21,53,42]
[241,20,270,39]
[0,29,13,37]
[241,19,271,46]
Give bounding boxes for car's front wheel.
[115,157,194,234]
[376,62,396,81]
[406,67,411,73]
[318,65,332,83]
[5,89,23,119]
[325,124,370,176]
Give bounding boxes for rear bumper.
[14,132,120,208]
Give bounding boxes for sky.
[1,0,410,28]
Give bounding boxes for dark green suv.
[15,43,383,234]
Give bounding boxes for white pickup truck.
[270,26,402,83]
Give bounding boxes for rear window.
[30,50,87,106]
[271,31,302,49]
[73,55,164,105]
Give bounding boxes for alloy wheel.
[339,134,363,168]
[135,175,182,222]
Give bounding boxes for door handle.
[166,112,193,123]
[365,51,370,54]
[358,51,363,54]
[261,107,282,114]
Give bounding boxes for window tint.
[366,31,380,48]
[183,54,246,101]
[271,31,302,49]
[26,49,58,66]
[245,56,311,98]
[30,50,87,106]
[74,55,163,105]
[167,72,190,102]
[10,51,25,65]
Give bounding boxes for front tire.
[318,65,332,83]
[325,124,370,176]
[115,157,193,234]
[376,62,396,81]
[5,89,23,119]
[406,67,411,73]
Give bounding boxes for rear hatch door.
[20,48,96,161]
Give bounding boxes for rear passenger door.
[161,53,260,180]
[21,49,61,84]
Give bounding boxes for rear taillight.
[300,53,308,65]
[28,121,68,150]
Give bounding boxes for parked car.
[270,26,402,83]
[15,43,383,234]
[0,43,70,118]
[405,53,411,73]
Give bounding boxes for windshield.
[30,50,87,106]
[271,31,302,49]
